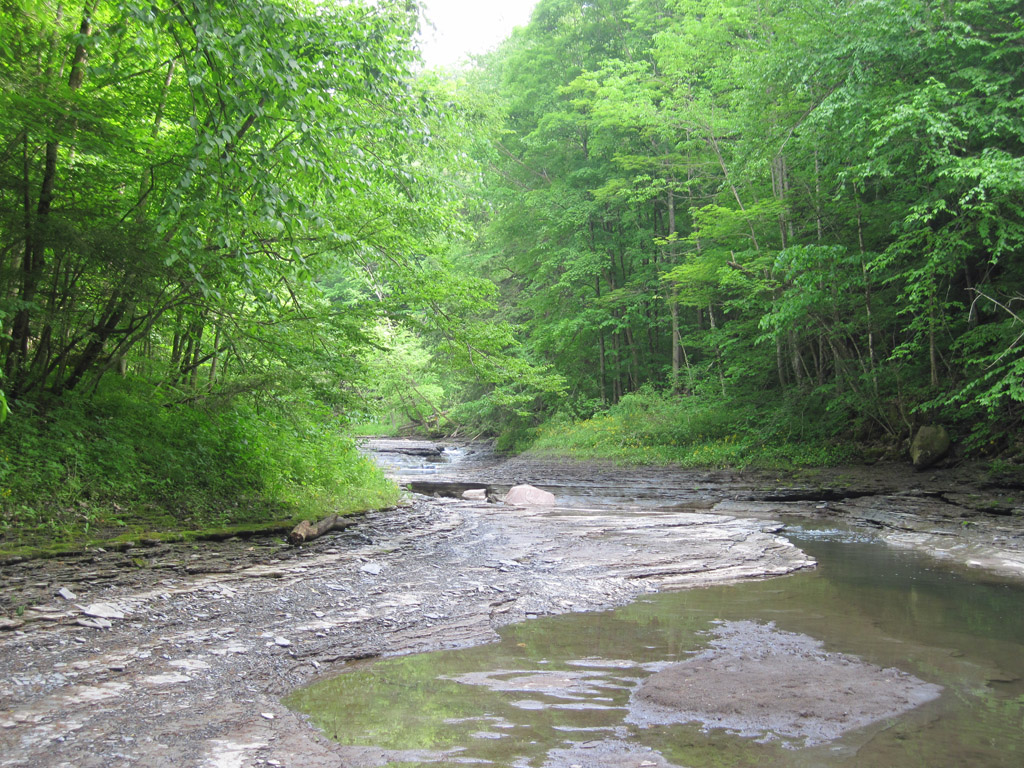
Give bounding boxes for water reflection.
[287,529,1024,767]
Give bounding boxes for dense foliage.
[456,0,1024,459]
[2,0,1022,552]
[0,0,542,549]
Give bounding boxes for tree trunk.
[5,4,94,397]
[671,294,682,392]
[708,302,727,397]
[595,276,606,404]
[134,60,176,221]
[857,197,879,396]
[666,185,683,392]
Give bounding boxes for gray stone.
[462,488,488,500]
[504,484,556,506]
[80,603,126,620]
[910,425,951,469]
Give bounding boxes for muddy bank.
[1,445,1022,767]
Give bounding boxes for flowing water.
[287,523,1024,767]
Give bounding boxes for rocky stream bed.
[1,442,1022,767]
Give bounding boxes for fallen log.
[288,514,357,546]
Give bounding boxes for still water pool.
[286,527,1024,767]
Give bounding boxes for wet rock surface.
[628,621,942,747]
[0,441,1022,767]
[0,506,808,765]
[542,740,685,768]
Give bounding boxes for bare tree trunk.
[671,293,682,391]
[708,302,726,397]
[666,186,683,392]
[856,197,879,396]
[789,331,803,386]
[5,3,94,396]
[134,60,176,221]
[814,149,823,242]
[929,303,939,388]
[188,322,204,389]
[595,276,606,404]
[208,322,221,388]
[624,325,640,392]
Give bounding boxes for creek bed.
[287,525,1024,767]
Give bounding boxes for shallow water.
[287,526,1024,767]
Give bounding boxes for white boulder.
[504,484,556,507]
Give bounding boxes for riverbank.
[1,444,1022,766]
[0,391,399,561]
[0,496,811,766]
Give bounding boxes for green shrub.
[0,380,397,553]
[526,387,857,469]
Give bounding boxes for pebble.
[274,637,292,648]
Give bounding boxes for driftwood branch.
[288,514,357,546]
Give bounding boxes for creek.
[286,440,1024,767]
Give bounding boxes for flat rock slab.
[628,620,942,746]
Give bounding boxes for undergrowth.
[526,387,859,469]
[0,381,398,556]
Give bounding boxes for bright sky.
[418,0,539,67]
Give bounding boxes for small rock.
[169,659,211,671]
[360,562,383,576]
[274,637,292,648]
[80,603,126,620]
[58,587,77,601]
[143,673,191,686]
[0,618,25,631]
[260,712,275,720]
[462,488,488,500]
[76,617,113,630]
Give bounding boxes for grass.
[0,381,399,560]
[525,388,859,469]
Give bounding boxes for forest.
[1,0,1022,552]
